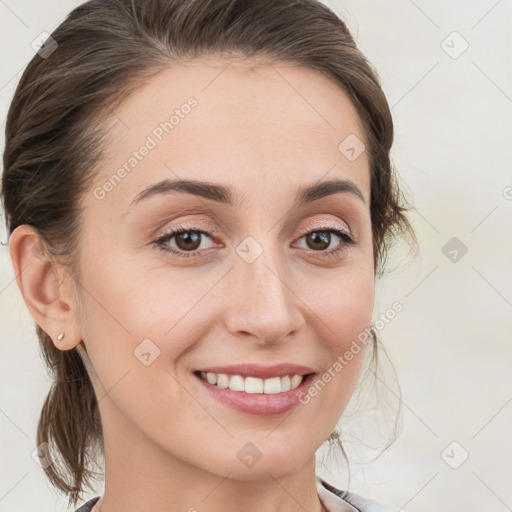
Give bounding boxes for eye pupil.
[307,231,330,250]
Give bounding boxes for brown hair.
[1,0,418,507]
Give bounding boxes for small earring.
[57,332,65,341]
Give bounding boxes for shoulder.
[75,496,100,512]
[317,476,403,512]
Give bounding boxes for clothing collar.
[316,476,360,512]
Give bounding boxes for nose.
[223,246,305,345]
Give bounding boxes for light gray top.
[316,477,402,512]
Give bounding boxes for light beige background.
[1,1,511,511]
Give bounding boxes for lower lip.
[193,372,315,417]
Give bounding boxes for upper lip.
[196,363,315,379]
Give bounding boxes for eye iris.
[176,231,201,251]
[307,231,330,250]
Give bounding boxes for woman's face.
[74,57,374,480]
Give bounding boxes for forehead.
[92,56,370,209]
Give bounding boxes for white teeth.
[198,372,306,393]
[281,375,291,392]
[216,374,229,388]
[263,377,281,394]
[229,375,245,392]
[245,376,263,394]
[290,375,303,389]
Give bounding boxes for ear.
[8,224,83,351]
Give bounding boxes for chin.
[213,444,310,481]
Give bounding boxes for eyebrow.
[129,177,366,208]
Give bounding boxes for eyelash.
[154,222,356,260]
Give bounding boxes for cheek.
[307,265,375,346]
[298,266,374,410]
[77,266,194,437]
[77,254,224,428]
[79,246,205,350]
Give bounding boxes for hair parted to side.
[1,0,418,507]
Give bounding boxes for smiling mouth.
[194,370,312,394]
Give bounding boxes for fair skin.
[10,57,374,512]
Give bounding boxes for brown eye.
[155,226,216,259]
[174,231,202,251]
[295,226,356,259]
[305,231,332,251]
